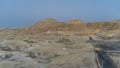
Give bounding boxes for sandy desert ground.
[0,18,120,68]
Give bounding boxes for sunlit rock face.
[1,19,120,68]
[27,18,120,36]
[1,18,120,37]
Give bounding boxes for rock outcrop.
[1,18,120,68]
[24,18,120,36]
[0,18,120,37]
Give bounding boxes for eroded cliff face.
[0,18,120,38]
[24,18,120,36]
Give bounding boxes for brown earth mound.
[0,18,120,37]
[27,18,120,36]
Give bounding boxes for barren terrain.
[0,18,120,68]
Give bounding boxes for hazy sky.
[0,0,120,28]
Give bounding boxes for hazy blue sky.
[0,0,120,28]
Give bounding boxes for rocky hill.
[0,18,120,68]
[0,18,120,39]
[24,18,120,36]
